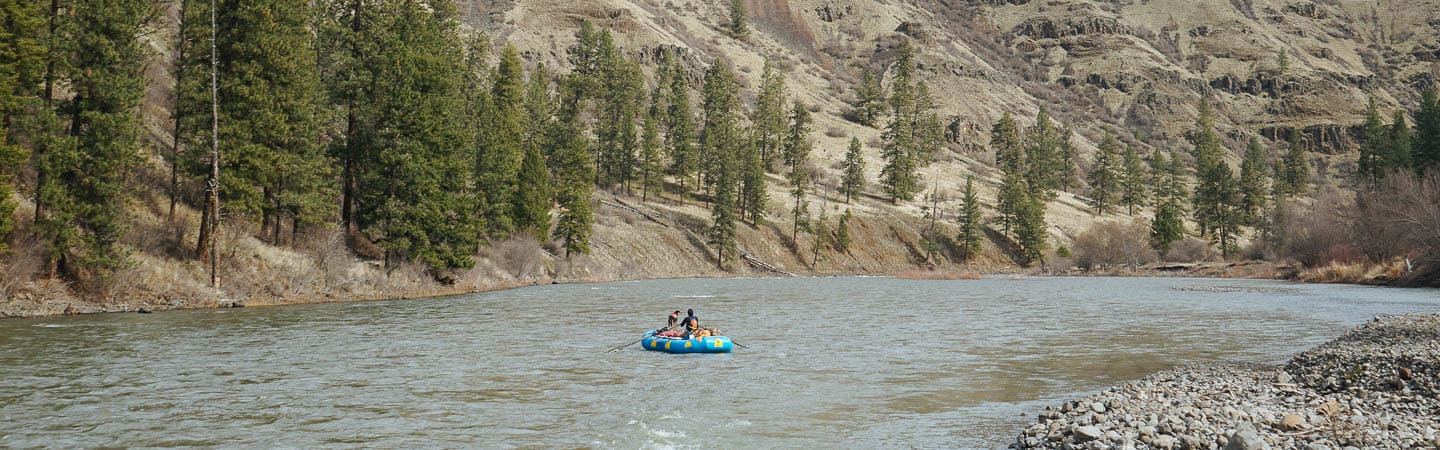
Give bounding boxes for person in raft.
[682,309,712,339]
[655,310,685,338]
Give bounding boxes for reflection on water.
[1,277,1438,448]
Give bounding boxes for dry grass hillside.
[4,0,1436,316]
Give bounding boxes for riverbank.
[1012,313,1440,449]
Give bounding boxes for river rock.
[1280,414,1305,431]
[1092,402,1107,414]
[1074,425,1104,442]
[1224,425,1269,450]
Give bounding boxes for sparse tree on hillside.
[662,53,698,195]
[638,107,663,203]
[1238,136,1269,226]
[1057,127,1080,192]
[785,101,813,242]
[1388,109,1412,171]
[879,41,940,203]
[853,68,885,127]
[1149,149,1186,254]
[728,0,748,39]
[839,137,865,203]
[1024,106,1062,199]
[1358,96,1390,183]
[1151,201,1185,255]
[597,54,644,190]
[1087,131,1122,215]
[700,62,744,266]
[740,128,766,225]
[1014,192,1048,267]
[1282,129,1310,195]
[1189,97,1224,237]
[1189,99,1240,257]
[997,167,1027,237]
[1119,144,1148,215]
[835,208,852,252]
[1414,88,1440,173]
[753,58,788,167]
[956,175,983,258]
[992,112,1024,175]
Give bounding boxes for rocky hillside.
[5,0,1436,316]
[443,0,1440,240]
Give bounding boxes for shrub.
[1073,219,1158,270]
[1164,237,1219,262]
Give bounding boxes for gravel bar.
[1013,313,1440,449]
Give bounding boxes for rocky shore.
[1014,313,1440,449]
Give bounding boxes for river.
[2,277,1438,448]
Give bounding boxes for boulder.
[1223,425,1270,450]
[1075,425,1105,442]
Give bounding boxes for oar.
[606,327,674,353]
[606,335,648,353]
[729,339,751,349]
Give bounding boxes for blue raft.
[640,330,733,354]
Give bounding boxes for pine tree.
[1024,106,1062,199]
[740,129,766,225]
[1189,97,1225,237]
[839,137,866,203]
[700,62,744,266]
[1282,128,1310,195]
[314,0,377,236]
[997,169,1027,237]
[353,0,478,271]
[728,0,748,38]
[1150,149,1186,254]
[1357,96,1389,182]
[663,53,698,195]
[513,137,552,239]
[1388,109,1413,171]
[1119,144,1148,216]
[880,41,931,203]
[200,0,332,245]
[753,58,788,168]
[638,106,664,203]
[1014,192,1048,267]
[1150,201,1185,254]
[1238,136,1269,226]
[956,175,983,258]
[1057,127,1080,192]
[853,68,885,127]
[37,0,151,276]
[0,0,44,252]
[551,76,595,257]
[477,44,527,237]
[1086,130,1122,215]
[1414,88,1440,173]
[835,208,852,252]
[992,111,1024,174]
[566,21,606,100]
[785,101,812,242]
[597,53,643,189]
[523,63,556,161]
